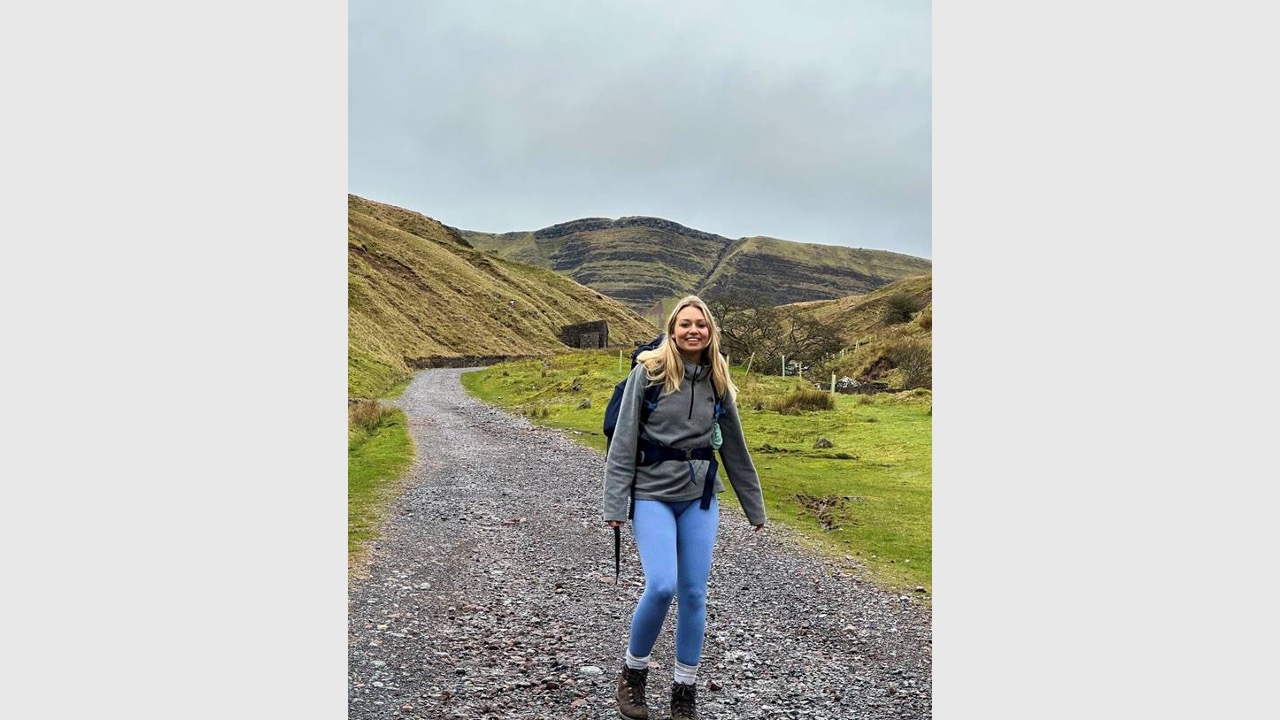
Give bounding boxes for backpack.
[603,333,666,451]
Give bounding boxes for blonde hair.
[636,295,738,400]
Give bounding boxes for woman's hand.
[606,520,623,528]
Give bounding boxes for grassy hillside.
[781,274,933,390]
[349,195,658,398]
[455,229,547,266]
[702,236,932,306]
[461,217,930,312]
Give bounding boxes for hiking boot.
[615,664,649,719]
[671,681,698,720]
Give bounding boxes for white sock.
[625,651,651,671]
[673,660,698,685]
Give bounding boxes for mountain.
[348,195,657,398]
[457,217,728,312]
[458,217,931,312]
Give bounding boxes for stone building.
[560,320,609,349]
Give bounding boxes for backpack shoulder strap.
[638,381,663,425]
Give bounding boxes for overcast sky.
[349,0,931,259]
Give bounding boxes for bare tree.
[705,290,779,362]
[707,291,844,376]
[778,315,845,376]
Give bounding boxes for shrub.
[349,398,393,435]
[915,304,932,331]
[771,387,835,413]
[881,293,925,326]
[885,339,932,390]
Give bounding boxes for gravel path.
[349,368,932,719]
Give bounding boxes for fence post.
[831,373,836,394]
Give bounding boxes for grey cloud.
[350,0,931,258]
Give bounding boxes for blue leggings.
[627,497,719,666]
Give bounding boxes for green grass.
[383,376,413,400]
[460,350,621,455]
[740,394,931,593]
[348,345,413,400]
[461,350,932,597]
[348,403,414,563]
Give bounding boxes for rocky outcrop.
[613,216,730,243]
[533,218,616,239]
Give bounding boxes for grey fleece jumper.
[603,359,767,526]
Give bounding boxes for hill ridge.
[461,215,930,311]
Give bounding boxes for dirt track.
[348,368,932,719]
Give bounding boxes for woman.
[603,295,767,720]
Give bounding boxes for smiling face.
[672,305,710,363]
